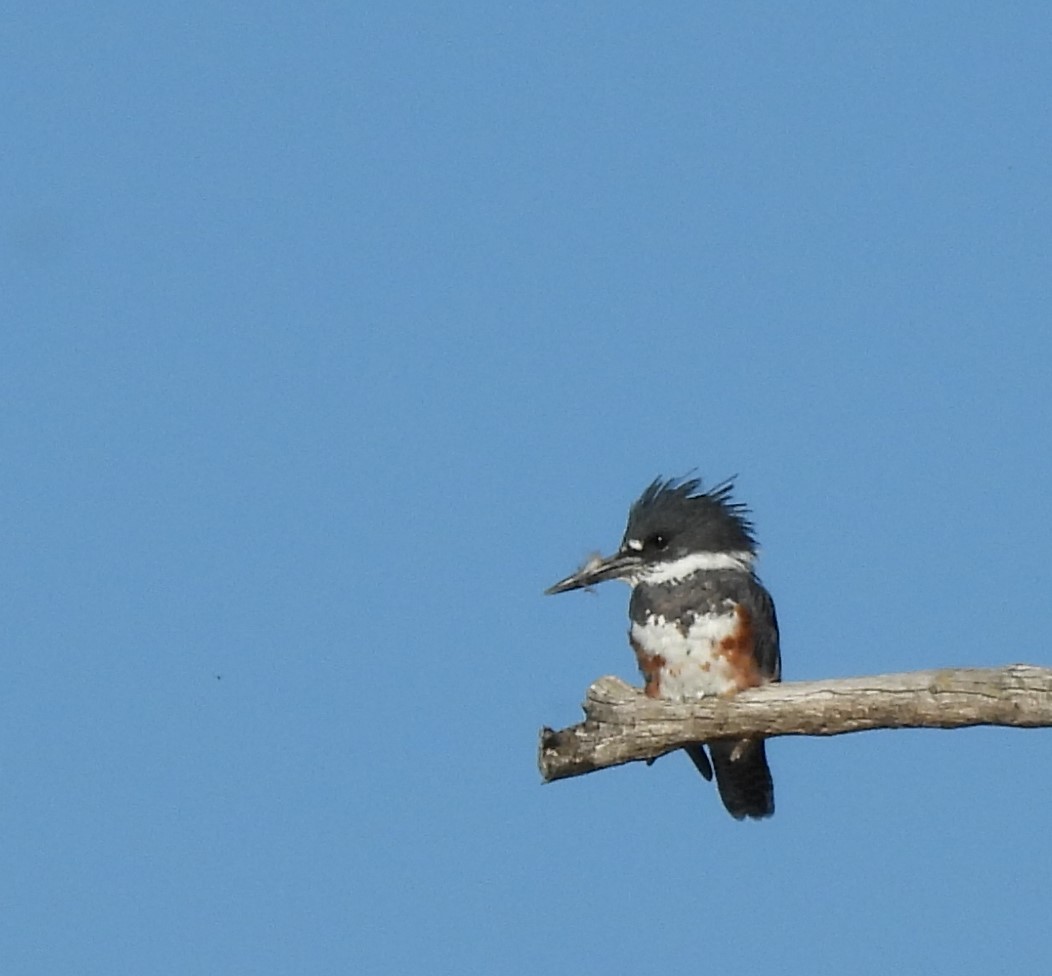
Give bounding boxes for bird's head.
[545,476,757,594]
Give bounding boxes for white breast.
[630,612,740,700]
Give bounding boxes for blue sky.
[3,3,1051,974]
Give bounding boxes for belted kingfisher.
[545,476,780,820]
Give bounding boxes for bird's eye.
[647,533,669,551]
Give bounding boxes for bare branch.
[539,665,1052,782]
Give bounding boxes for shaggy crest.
[625,475,757,553]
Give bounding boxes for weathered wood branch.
[539,664,1052,782]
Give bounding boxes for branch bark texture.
[539,665,1052,783]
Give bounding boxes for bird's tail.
[687,739,774,820]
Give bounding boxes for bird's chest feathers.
[630,609,754,700]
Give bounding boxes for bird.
[545,475,780,820]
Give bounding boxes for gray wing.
[741,575,780,682]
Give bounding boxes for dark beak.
[544,549,642,595]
